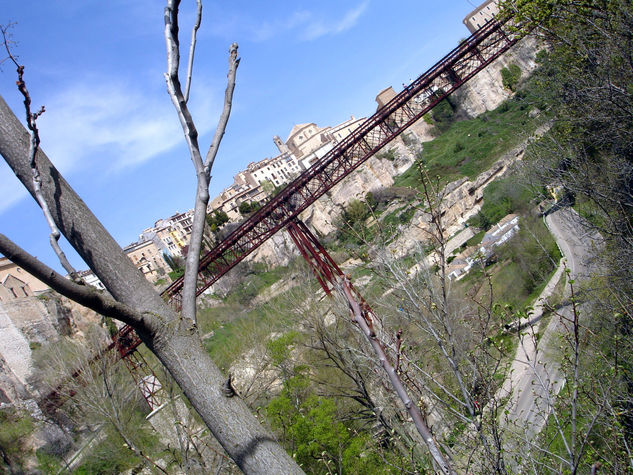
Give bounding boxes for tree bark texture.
[0,94,302,474]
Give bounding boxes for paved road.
[500,207,601,442]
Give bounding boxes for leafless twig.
[164,0,240,322]
[2,25,78,279]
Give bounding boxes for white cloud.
[0,76,221,216]
[301,2,369,41]
[35,77,221,174]
[206,2,369,43]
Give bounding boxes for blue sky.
[1,0,481,273]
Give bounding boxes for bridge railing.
[160,16,524,308]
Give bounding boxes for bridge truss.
[95,16,526,412]
[161,16,523,308]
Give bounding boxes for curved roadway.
[500,206,602,443]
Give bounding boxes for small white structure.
[479,214,520,257]
[447,214,520,280]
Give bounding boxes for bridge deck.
[161,16,523,309]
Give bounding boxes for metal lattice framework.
[40,326,166,414]
[112,325,165,410]
[286,218,381,330]
[105,16,527,384]
[161,16,523,309]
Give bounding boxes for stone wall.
[0,293,102,408]
[453,36,541,119]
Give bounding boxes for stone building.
[0,257,49,301]
[463,0,499,34]
[247,152,302,189]
[168,211,194,252]
[123,239,171,284]
[139,210,195,258]
[208,170,268,221]
[207,116,366,222]
[0,274,33,302]
[376,86,398,110]
[76,269,106,291]
[284,117,365,170]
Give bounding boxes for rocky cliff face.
[246,136,419,267]
[453,36,541,119]
[246,38,541,268]
[0,293,102,410]
[303,136,418,235]
[387,143,526,259]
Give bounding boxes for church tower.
[273,135,290,155]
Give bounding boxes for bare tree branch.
[0,4,301,470]
[203,43,239,171]
[2,25,78,279]
[164,0,204,175]
[184,0,202,103]
[0,233,141,325]
[338,276,456,475]
[164,0,240,322]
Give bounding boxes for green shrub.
[501,63,522,91]
[430,97,456,132]
[206,210,229,232]
[377,148,397,161]
[495,216,561,303]
[401,132,418,148]
[468,176,541,230]
[0,408,34,472]
[238,201,262,215]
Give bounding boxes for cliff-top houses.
[3,1,502,293]
[208,116,364,221]
[103,116,367,288]
[0,257,50,302]
[463,0,499,34]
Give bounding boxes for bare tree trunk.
[0,94,302,474]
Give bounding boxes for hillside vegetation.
[193,2,633,469]
[6,2,633,472]
[191,54,565,474]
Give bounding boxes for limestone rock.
[0,293,102,409]
[387,140,526,258]
[453,36,541,118]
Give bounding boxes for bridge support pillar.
[113,326,166,410]
[285,218,455,473]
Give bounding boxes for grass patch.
[454,216,560,314]
[469,176,542,230]
[203,293,296,370]
[197,302,243,336]
[381,205,416,229]
[465,229,485,248]
[219,263,292,306]
[394,88,543,191]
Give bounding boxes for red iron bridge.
[93,16,526,410]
